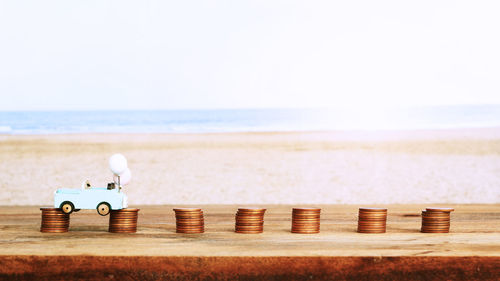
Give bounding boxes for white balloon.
[114,168,132,186]
[109,153,128,175]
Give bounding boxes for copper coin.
[422,212,450,217]
[176,224,204,227]
[41,224,69,228]
[175,226,205,231]
[111,212,139,215]
[421,225,450,229]
[421,229,449,232]
[358,215,387,219]
[235,225,264,228]
[238,207,266,211]
[292,223,320,226]
[110,216,139,219]
[359,212,387,215]
[177,224,204,227]
[293,215,320,218]
[421,229,450,232]
[40,207,61,210]
[293,207,321,211]
[236,215,264,218]
[236,213,265,217]
[109,224,137,228]
[109,226,137,229]
[235,227,263,230]
[358,221,387,226]
[358,220,386,224]
[175,214,203,217]
[176,219,205,223]
[114,208,140,211]
[110,221,137,225]
[292,221,320,225]
[292,227,320,230]
[358,218,387,221]
[173,208,202,211]
[358,226,386,230]
[422,221,450,225]
[176,213,203,216]
[358,225,386,229]
[236,218,264,221]
[292,226,320,229]
[110,221,138,224]
[109,220,137,223]
[110,217,138,221]
[292,219,320,223]
[110,216,138,219]
[422,216,451,221]
[426,207,454,212]
[359,207,387,211]
[292,215,321,218]
[236,217,264,220]
[176,216,204,220]
[236,223,263,227]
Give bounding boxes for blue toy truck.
[54,181,128,216]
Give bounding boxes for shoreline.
[2,127,500,144]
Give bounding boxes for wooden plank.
[0,204,499,257]
[0,205,499,280]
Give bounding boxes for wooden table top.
[1,204,499,257]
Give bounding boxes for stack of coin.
[174,208,204,234]
[108,208,139,233]
[291,208,321,234]
[421,207,454,233]
[40,207,70,233]
[357,207,387,233]
[235,207,266,234]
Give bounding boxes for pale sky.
[1,1,499,111]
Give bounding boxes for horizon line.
[1,104,500,112]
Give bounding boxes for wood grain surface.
[0,204,499,280]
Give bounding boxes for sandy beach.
[0,128,499,206]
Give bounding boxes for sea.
[1,105,500,134]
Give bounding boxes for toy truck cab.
[54,182,128,216]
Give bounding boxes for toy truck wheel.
[97,202,111,216]
[60,201,74,214]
